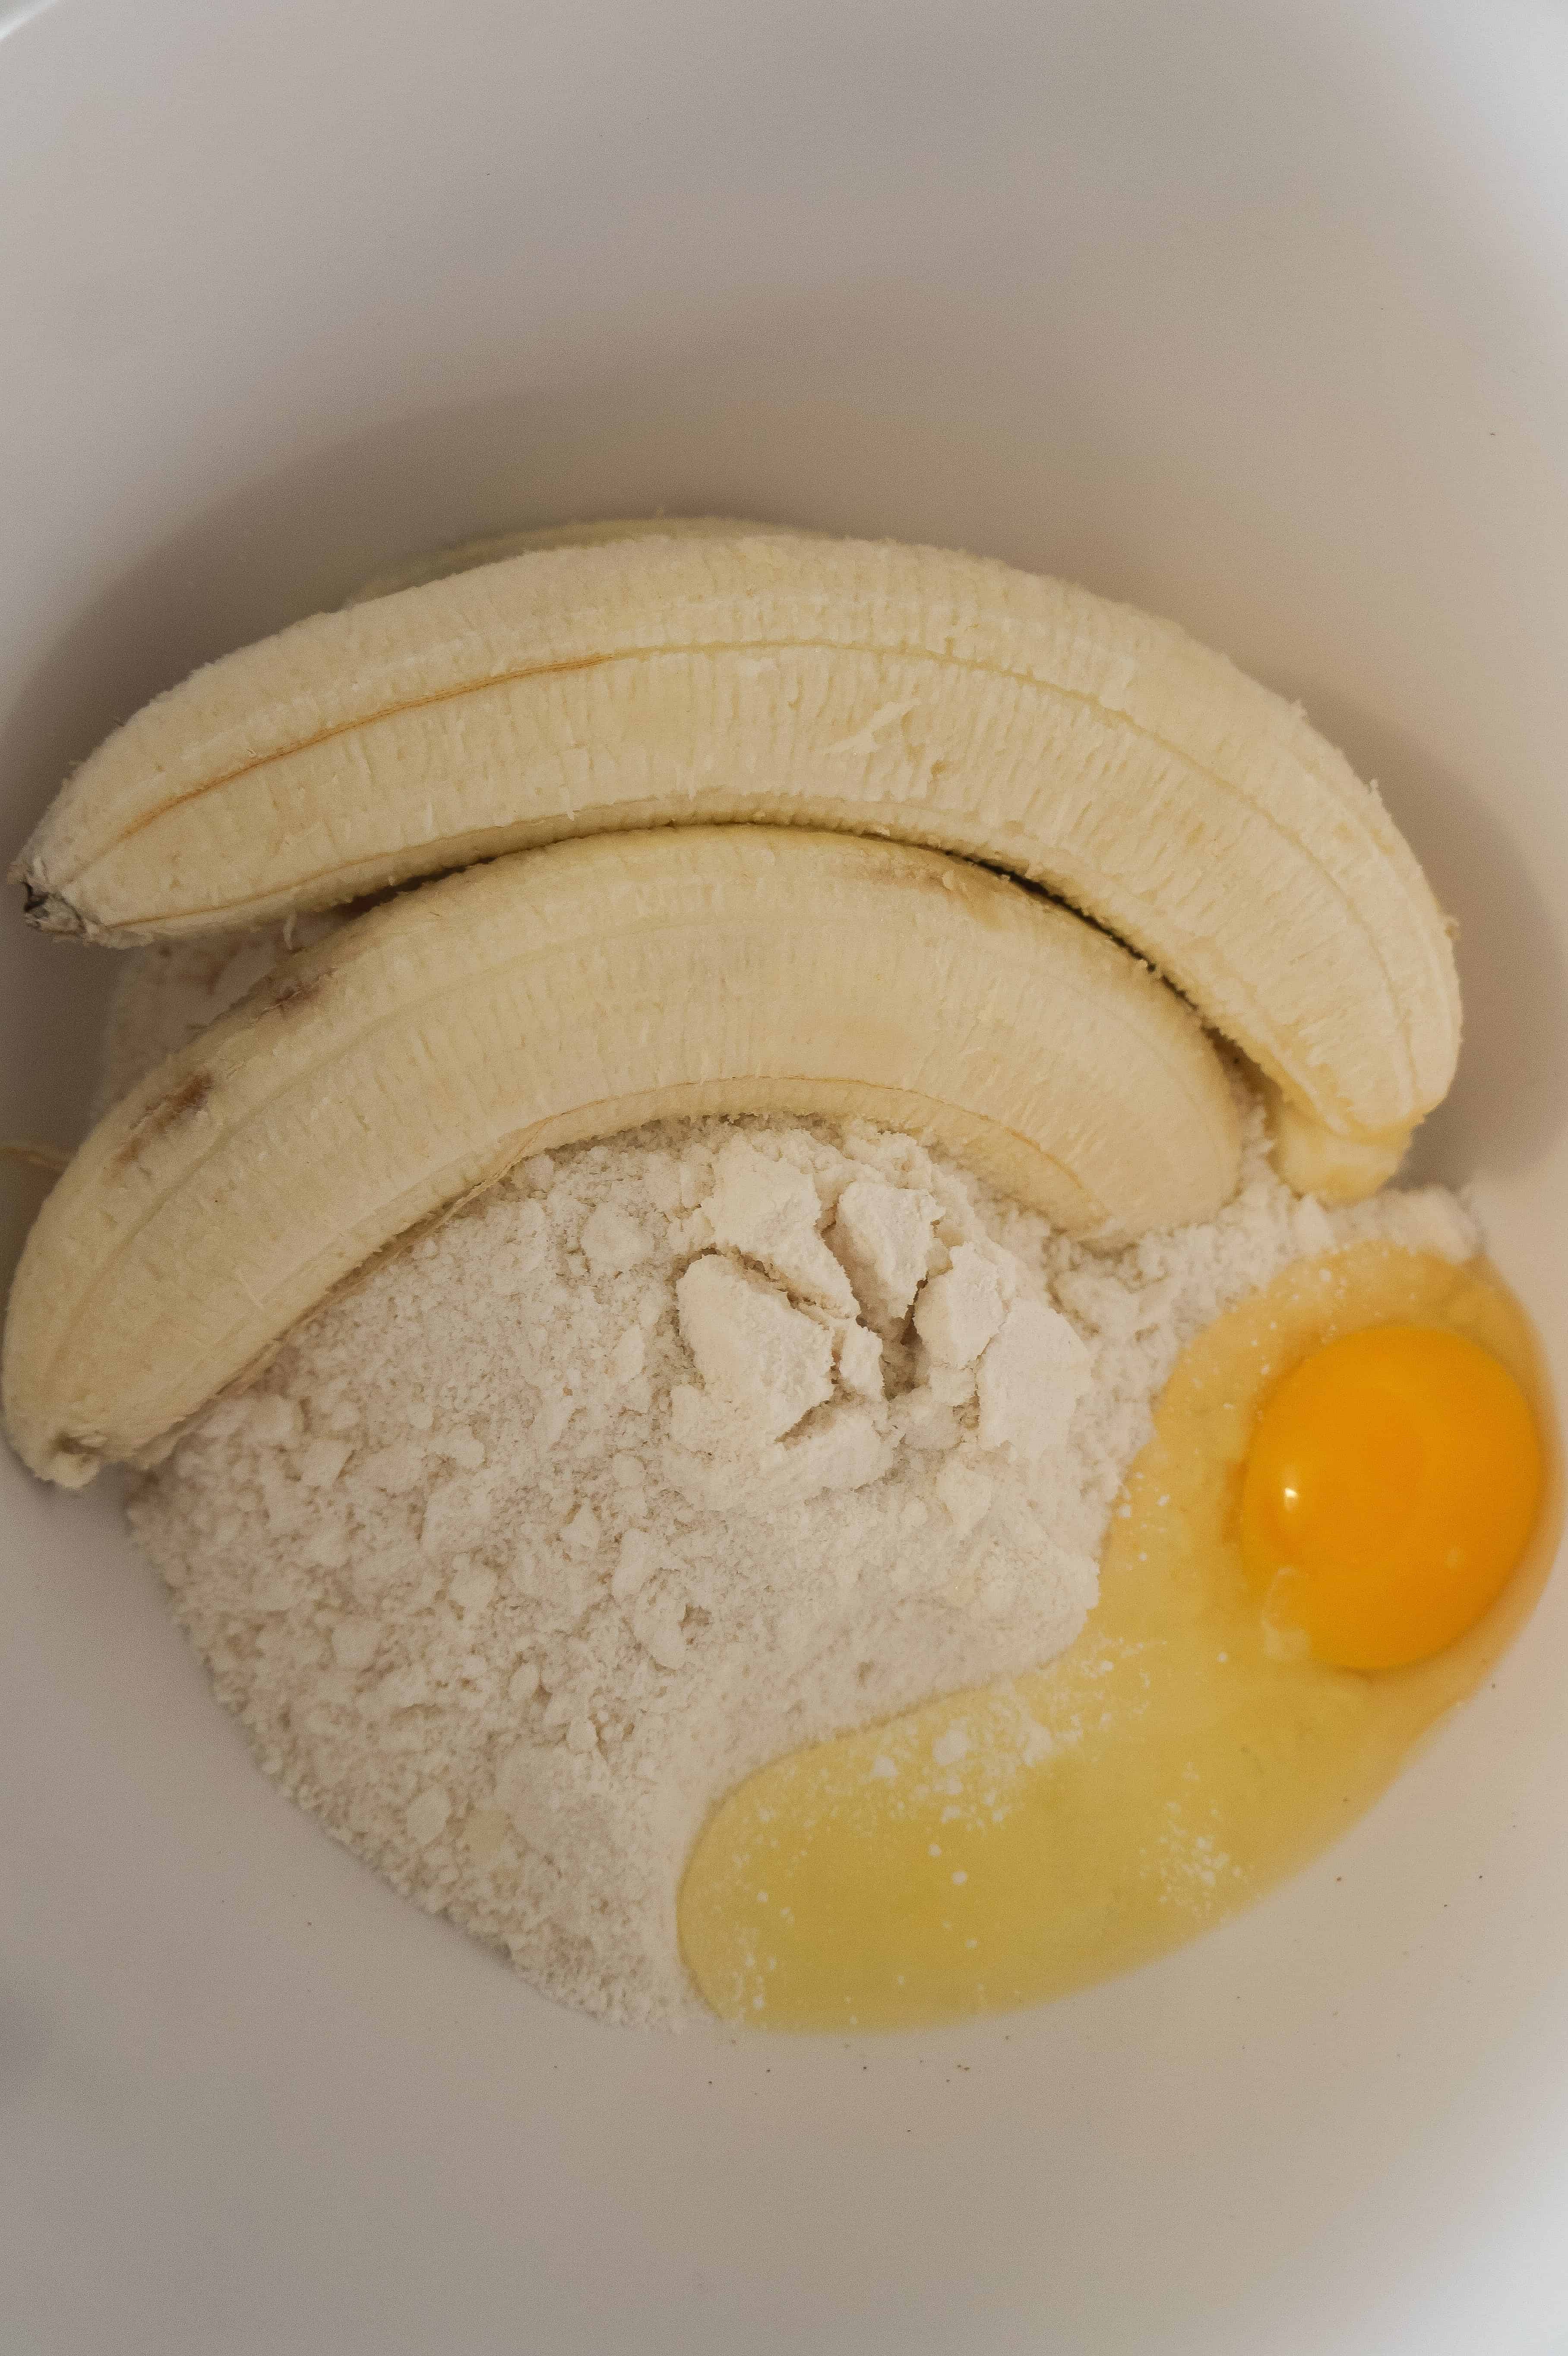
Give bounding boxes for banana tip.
[24,1432,103,1488]
[16,878,86,937]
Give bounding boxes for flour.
[112,933,1479,2025]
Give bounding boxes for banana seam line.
[82,799,1417,1138]
[55,631,1440,1078]
[74,844,1239,1168]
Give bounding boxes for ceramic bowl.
[3,3,1565,2348]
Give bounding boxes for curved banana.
[1,828,1241,1485]
[12,529,1458,1151]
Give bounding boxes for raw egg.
[1239,1324,1543,1670]
[680,1246,1553,2031]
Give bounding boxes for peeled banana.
[0,828,1241,1485]
[12,528,1459,1156]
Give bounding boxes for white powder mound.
[112,937,1479,2026]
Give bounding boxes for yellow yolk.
[1239,1324,1543,1670]
[679,1247,1555,2032]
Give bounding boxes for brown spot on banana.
[110,1068,215,1170]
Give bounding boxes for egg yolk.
[1239,1324,1543,1670]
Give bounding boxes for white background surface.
[2,3,1567,2350]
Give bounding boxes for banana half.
[12,527,1459,1155]
[1,828,1241,1485]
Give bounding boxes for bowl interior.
[3,3,1567,2351]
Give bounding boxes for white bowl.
[3,3,1566,2348]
